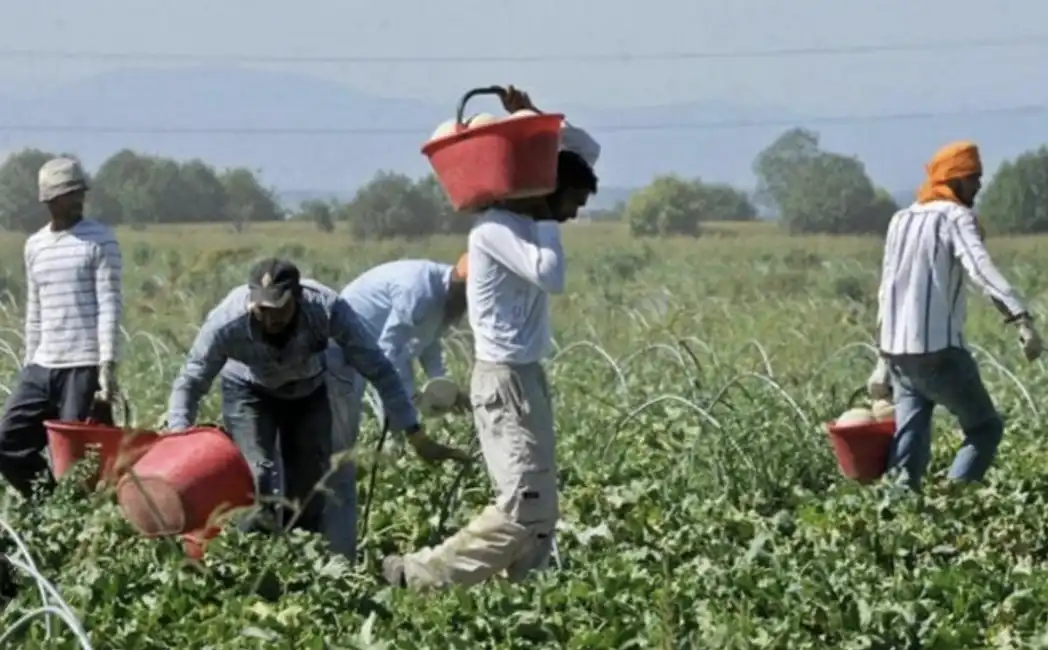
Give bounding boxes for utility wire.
[2,35,1048,64]
[0,105,1043,137]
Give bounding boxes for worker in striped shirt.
[166,259,468,538]
[0,157,123,500]
[382,86,600,589]
[867,141,1043,491]
[324,257,470,558]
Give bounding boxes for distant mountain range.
[0,66,1044,209]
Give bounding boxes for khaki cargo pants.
[402,360,558,589]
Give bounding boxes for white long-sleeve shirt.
[23,218,123,368]
[877,200,1026,355]
[467,209,565,364]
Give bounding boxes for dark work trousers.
[220,377,333,535]
[0,364,110,499]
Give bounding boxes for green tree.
[625,175,756,237]
[699,184,758,221]
[299,199,337,233]
[753,128,895,234]
[219,168,283,230]
[978,146,1048,234]
[0,149,66,231]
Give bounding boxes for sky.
[3,0,1048,115]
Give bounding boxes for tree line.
[1,128,1046,238]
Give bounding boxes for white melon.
[430,119,461,141]
[466,112,499,128]
[835,407,875,427]
[871,399,894,421]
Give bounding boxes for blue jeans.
[323,345,365,559]
[220,378,333,534]
[886,347,1004,491]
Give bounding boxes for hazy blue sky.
[3,0,1048,114]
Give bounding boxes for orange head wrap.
[916,141,983,205]
[453,252,468,280]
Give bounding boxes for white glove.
[1017,318,1044,362]
[96,362,118,403]
[866,357,891,401]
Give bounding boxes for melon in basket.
[430,119,462,141]
[466,112,499,128]
[504,109,540,120]
[871,399,894,421]
[835,407,875,427]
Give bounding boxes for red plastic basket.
[116,426,254,537]
[825,418,896,483]
[45,399,157,488]
[421,86,565,211]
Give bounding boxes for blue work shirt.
[341,260,456,399]
[166,279,419,432]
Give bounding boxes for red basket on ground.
[115,427,254,537]
[181,526,221,561]
[421,86,565,211]
[825,418,896,483]
[46,401,158,488]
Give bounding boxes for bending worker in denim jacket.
[324,257,470,558]
[867,141,1044,491]
[166,258,468,537]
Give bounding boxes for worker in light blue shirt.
[324,257,470,558]
[166,258,469,545]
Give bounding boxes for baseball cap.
[38,157,89,203]
[247,258,301,309]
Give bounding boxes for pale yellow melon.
[871,399,894,421]
[466,112,499,128]
[836,407,875,427]
[430,119,460,141]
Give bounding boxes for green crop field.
[0,221,1047,648]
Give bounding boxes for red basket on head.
[421,86,565,211]
[45,399,158,489]
[825,417,896,483]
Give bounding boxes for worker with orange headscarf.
[323,256,471,558]
[867,140,1042,491]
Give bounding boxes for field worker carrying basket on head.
[0,158,123,500]
[867,141,1043,491]
[164,259,468,540]
[323,256,471,559]
[382,85,600,590]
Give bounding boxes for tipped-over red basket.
[825,417,896,483]
[46,401,158,488]
[421,86,564,211]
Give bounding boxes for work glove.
[453,389,472,413]
[406,426,471,464]
[866,357,891,401]
[1016,315,1044,362]
[95,361,118,403]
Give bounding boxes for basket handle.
[455,86,507,125]
[846,386,868,409]
[86,392,131,427]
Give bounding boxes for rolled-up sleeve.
[167,314,230,430]
[329,297,419,431]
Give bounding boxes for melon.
[871,399,894,421]
[835,407,875,427]
[466,112,499,128]
[504,108,540,119]
[430,119,460,140]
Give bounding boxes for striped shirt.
[341,260,454,399]
[23,218,123,368]
[877,200,1027,354]
[468,209,565,364]
[166,279,419,432]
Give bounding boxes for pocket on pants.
[511,467,559,530]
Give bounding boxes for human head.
[445,253,468,324]
[38,157,88,224]
[247,258,302,334]
[546,150,599,222]
[916,141,983,208]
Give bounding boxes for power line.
[3,35,1048,64]
[0,105,1043,137]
